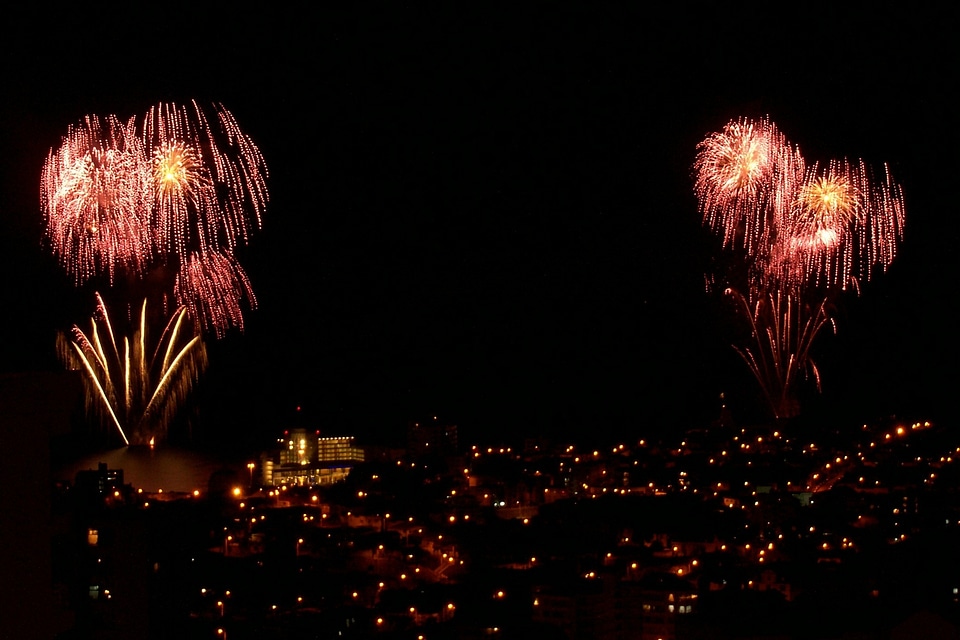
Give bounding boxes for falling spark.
[725,288,835,420]
[174,250,258,338]
[58,293,208,445]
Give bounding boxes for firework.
[43,100,269,338]
[725,288,835,420]
[58,293,208,445]
[768,158,906,290]
[694,117,905,418]
[142,100,269,258]
[693,117,803,256]
[41,115,154,283]
[174,250,258,338]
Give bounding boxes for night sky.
[1,6,954,447]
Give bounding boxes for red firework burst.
[694,116,906,418]
[768,158,905,290]
[174,250,258,339]
[693,117,803,257]
[142,100,268,257]
[41,115,154,283]
[42,101,269,338]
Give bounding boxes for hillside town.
[47,412,960,639]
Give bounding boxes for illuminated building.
[317,436,365,463]
[74,462,125,503]
[633,572,697,640]
[280,428,317,465]
[262,429,365,486]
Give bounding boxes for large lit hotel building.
[261,429,365,487]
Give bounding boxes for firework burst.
[797,170,861,232]
[41,115,154,283]
[142,100,269,258]
[694,116,905,419]
[693,117,803,256]
[769,159,906,290]
[58,293,208,445]
[152,140,210,241]
[174,250,257,338]
[42,100,269,339]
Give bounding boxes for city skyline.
[0,6,954,446]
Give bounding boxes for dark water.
[53,446,255,493]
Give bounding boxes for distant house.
[630,572,698,640]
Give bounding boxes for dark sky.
[1,6,954,447]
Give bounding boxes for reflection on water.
[54,446,247,493]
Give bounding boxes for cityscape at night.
[1,5,956,639]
